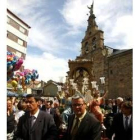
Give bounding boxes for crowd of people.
[7,90,132,140]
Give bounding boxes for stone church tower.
[66,3,132,99]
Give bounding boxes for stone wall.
[107,49,132,99]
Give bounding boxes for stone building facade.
[67,3,132,99]
[107,49,132,98]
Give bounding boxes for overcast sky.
[7,0,133,82]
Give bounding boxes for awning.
[7,90,18,97]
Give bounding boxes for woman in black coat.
[7,98,15,140]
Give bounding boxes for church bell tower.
[67,1,108,95]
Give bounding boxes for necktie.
[30,116,35,128]
[71,118,79,140]
[125,116,129,130]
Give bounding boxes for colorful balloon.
[11,80,18,87]
[7,51,24,81]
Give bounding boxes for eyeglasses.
[72,104,84,107]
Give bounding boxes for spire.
[86,0,97,30]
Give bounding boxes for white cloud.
[110,15,133,49]
[61,0,88,28]
[24,52,69,82]
[28,27,62,53]
[7,0,45,14]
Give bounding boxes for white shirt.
[30,109,40,125]
[46,108,51,114]
[15,110,25,123]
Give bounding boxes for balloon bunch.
[7,51,23,81]
[31,69,39,81]
[15,69,39,90]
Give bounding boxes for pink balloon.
[13,58,23,71]
[16,72,24,76]
[23,69,31,76]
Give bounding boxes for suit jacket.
[41,106,56,117]
[13,110,58,140]
[66,112,101,140]
[112,105,117,114]
[110,113,132,140]
[7,111,15,133]
[41,106,61,128]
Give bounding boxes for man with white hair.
[113,97,124,114]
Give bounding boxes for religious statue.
[74,69,90,94]
[83,77,89,85]
[87,3,93,15]
[75,69,84,85]
[82,84,89,95]
[85,90,93,105]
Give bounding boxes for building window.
[16,51,22,57]
[92,37,96,44]
[18,38,24,46]
[89,32,92,35]
[120,79,123,82]
[110,70,113,74]
[85,42,88,53]
[7,17,10,23]
[92,37,96,50]
[19,26,26,34]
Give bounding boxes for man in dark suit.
[110,101,132,140]
[13,94,58,140]
[41,100,61,128]
[66,94,101,140]
[41,100,56,117]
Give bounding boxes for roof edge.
[7,9,31,29]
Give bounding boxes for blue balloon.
[11,60,17,65]
[7,51,12,55]
[7,61,11,66]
